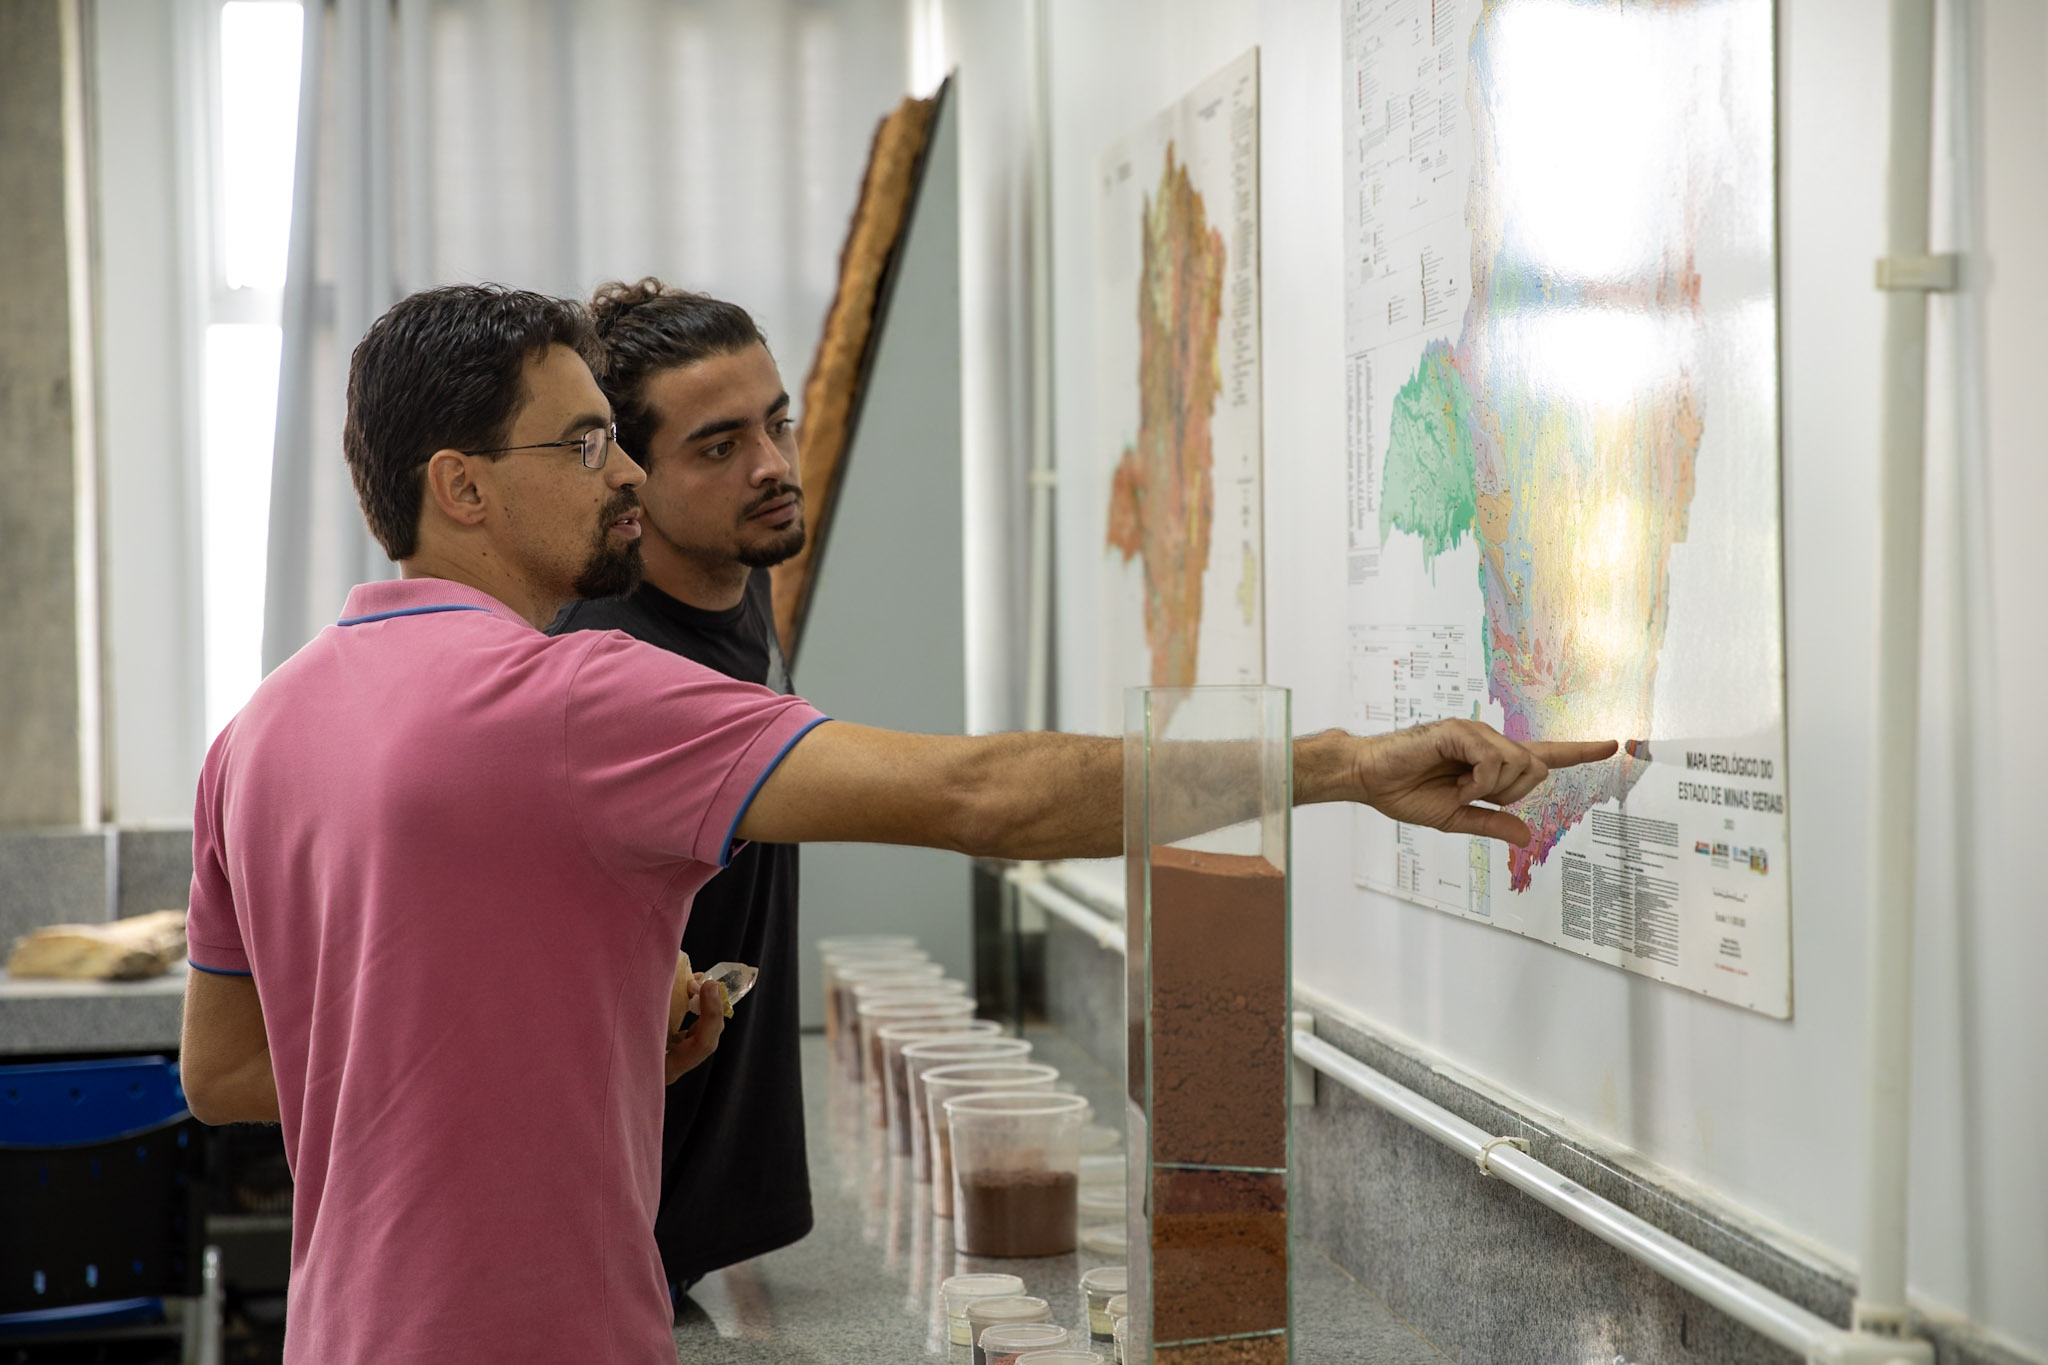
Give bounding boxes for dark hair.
[587,278,767,465]
[343,284,596,559]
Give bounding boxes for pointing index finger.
[1525,739,1620,770]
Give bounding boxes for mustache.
[599,488,641,523]
[744,485,802,517]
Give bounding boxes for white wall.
[937,0,1037,736]
[1038,0,2044,1353]
[1919,0,2048,1337]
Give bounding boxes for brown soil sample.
[1147,845,1287,1169]
[955,1169,1078,1257]
[1128,850,1148,1106]
[1151,1167,1287,1343]
[1155,1334,1289,1365]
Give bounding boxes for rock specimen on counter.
[7,908,188,980]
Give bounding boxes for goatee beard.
[737,524,806,570]
[574,539,643,599]
[574,492,646,599]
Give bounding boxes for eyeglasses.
[462,421,617,470]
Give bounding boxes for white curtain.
[264,0,910,670]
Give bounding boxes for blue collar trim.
[337,603,494,627]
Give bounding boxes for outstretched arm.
[735,718,1617,860]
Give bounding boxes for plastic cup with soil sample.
[844,973,957,1053]
[875,1018,1004,1155]
[845,975,967,1090]
[854,993,975,1126]
[978,1322,1071,1365]
[902,1037,1035,1179]
[847,975,967,1037]
[880,1019,1007,1162]
[941,1273,1026,1347]
[946,1091,1088,1256]
[829,957,940,1078]
[819,946,926,1050]
[1123,684,1292,1363]
[817,935,921,1010]
[965,1296,1053,1365]
[921,1061,1059,1216]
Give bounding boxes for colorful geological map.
[1378,5,1700,890]
[1344,0,1786,1011]
[1106,143,1227,690]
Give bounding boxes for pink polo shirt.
[185,578,825,1364]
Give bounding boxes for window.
[200,0,302,737]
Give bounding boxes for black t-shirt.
[549,570,809,1284]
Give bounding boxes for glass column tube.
[1124,685,1291,1365]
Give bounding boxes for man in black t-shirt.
[549,279,808,1305]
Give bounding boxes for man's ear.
[422,449,489,527]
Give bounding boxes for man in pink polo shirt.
[179,285,1614,1363]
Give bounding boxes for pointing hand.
[1354,719,1619,847]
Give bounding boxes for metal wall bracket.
[1874,253,1959,291]
[1805,1327,1934,1365]
[1290,1010,1318,1107]
[1477,1134,1530,1177]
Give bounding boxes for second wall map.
[1093,50,1265,731]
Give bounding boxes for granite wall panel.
[0,828,111,948]
[115,826,195,919]
[0,0,86,829]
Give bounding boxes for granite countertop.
[674,1028,1449,1363]
[0,958,188,1055]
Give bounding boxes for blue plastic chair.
[0,1056,208,1350]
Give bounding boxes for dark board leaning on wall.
[771,78,952,664]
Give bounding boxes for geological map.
[1093,51,1263,730]
[1343,0,1790,1014]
